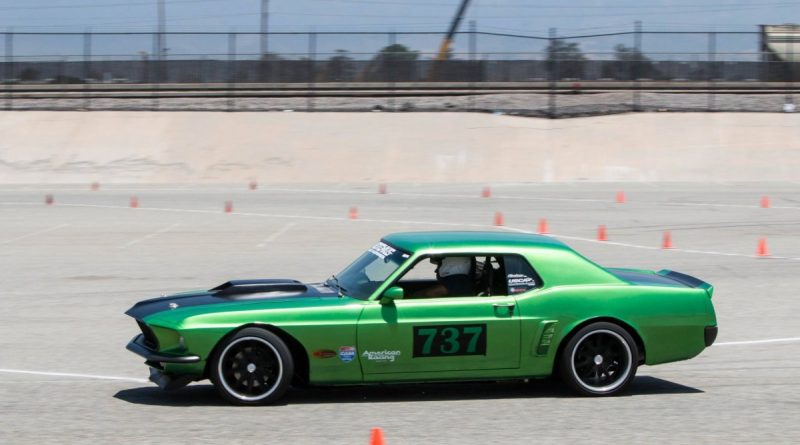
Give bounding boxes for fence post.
[633,21,642,111]
[387,32,396,110]
[787,33,795,108]
[4,31,12,110]
[151,32,159,110]
[227,32,236,111]
[307,32,316,112]
[708,31,716,111]
[83,30,92,110]
[469,20,477,111]
[548,27,557,118]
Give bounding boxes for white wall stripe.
[0,223,68,245]
[713,337,800,346]
[0,368,148,383]
[118,223,180,249]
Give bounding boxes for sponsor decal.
[312,349,337,359]
[312,284,337,294]
[338,346,356,363]
[507,273,537,294]
[361,350,402,362]
[368,242,396,259]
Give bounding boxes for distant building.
[760,24,800,62]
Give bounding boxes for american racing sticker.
[338,346,356,363]
[361,350,401,362]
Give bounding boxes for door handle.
[492,303,515,317]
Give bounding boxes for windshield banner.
[368,242,396,259]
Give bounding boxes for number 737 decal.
[413,324,487,357]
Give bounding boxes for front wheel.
[210,328,294,405]
[559,322,638,396]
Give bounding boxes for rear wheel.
[210,328,294,405]
[559,322,638,396]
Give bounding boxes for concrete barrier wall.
[0,111,797,183]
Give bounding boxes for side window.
[399,258,438,281]
[503,255,540,295]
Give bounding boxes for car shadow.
[113,375,701,407]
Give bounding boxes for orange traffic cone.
[494,212,504,226]
[760,196,770,208]
[757,238,770,257]
[616,191,626,204]
[662,231,673,249]
[224,201,233,213]
[538,218,549,234]
[597,225,608,241]
[349,207,359,220]
[481,186,491,198]
[130,196,139,209]
[369,428,386,445]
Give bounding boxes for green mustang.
[125,231,717,405]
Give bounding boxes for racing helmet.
[438,257,471,277]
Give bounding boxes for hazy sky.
[1,1,797,59]
[0,0,797,34]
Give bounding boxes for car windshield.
[328,241,410,300]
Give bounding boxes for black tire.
[210,327,294,405]
[558,322,638,396]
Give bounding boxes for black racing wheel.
[210,328,294,405]
[559,322,638,396]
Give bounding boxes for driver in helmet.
[412,256,475,298]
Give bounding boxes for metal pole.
[227,32,236,111]
[468,20,476,110]
[469,20,476,61]
[307,32,316,111]
[708,31,716,111]
[388,32,396,110]
[4,31,12,110]
[548,27,557,118]
[260,0,269,56]
[83,30,92,110]
[158,0,166,60]
[633,21,642,111]
[157,0,166,108]
[151,32,159,110]
[787,33,795,108]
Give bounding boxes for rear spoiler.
[657,270,714,298]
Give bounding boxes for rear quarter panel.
[516,284,716,376]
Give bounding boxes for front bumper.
[126,334,201,365]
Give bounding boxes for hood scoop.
[211,279,308,299]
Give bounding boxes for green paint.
[126,231,717,388]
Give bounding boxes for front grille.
[137,321,159,350]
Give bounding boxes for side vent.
[534,320,559,356]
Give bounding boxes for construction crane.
[429,0,472,80]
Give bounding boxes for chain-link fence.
[2,29,797,116]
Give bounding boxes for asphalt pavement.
[0,182,798,444]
